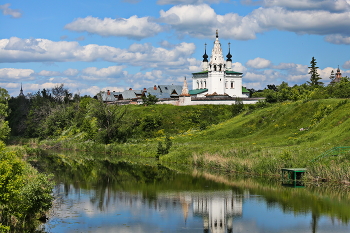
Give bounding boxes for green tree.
[8,95,30,136]
[87,99,130,143]
[0,87,11,141]
[156,135,172,159]
[327,77,350,98]
[0,142,53,230]
[307,57,323,87]
[142,93,158,105]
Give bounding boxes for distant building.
[19,83,24,97]
[100,84,183,105]
[330,66,342,84]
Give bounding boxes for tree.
[0,87,11,141]
[307,57,323,87]
[142,93,158,105]
[87,99,130,143]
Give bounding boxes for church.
[190,30,249,98]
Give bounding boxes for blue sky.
[1,0,350,97]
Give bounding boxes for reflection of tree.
[34,151,350,230]
[311,213,319,233]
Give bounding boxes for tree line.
[251,57,350,102]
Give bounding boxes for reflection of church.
[192,191,242,233]
[157,190,243,233]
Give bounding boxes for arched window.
[197,81,199,89]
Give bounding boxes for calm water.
[35,152,350,233]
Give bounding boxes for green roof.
[242,87,249,93]
[192,71,209,75]
[189,89,208,95]
[226,71,243,75]
[192,70,243,75]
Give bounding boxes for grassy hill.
[118,99,350,182]
[41,99,350,183]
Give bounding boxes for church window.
[214,65,217,71]
[231,81,235,89]
[197,81,199,89]
[225,81,228,89]
[204,81,207,88]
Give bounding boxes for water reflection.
[34,152,350,233]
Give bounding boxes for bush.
[0,142,54,230]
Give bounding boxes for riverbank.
[35,99,350,183]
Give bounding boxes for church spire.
[336,65,342,79]
[226,42,232,62]
[202,43,208,62]
[209,29,225,72]
[180,77,190,96]
[19,83,24,97]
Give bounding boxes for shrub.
[0,142,54,230]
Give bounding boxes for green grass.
[40,99,350,183]
[119,99,350,182]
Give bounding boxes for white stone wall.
[154,98,262,106]
[209,71,225,94]
[224,75,243,97]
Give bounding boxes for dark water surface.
[34,152,350,233]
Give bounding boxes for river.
[33,151,350,233]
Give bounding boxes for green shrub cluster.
[253,78,350,103]
[0,142,54,231]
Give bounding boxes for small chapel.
[190,30,249,98]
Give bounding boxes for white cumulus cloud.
[65,16,163,40]
[246,57,271,69]
[37,70,61,76]
[0,68,34,81]
[324,34,350,44]
[0,38,196,69]
[82,66,125,77]
[158,3,350,41]
[263,0,350,12]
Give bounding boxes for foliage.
[0,142,54,230]
[86,99,132,143]
[157,135,173,158]
[231,98,244,117]
[142,93,158,105]
[0,88,11,141]
[8,95,29,136]
[328,77,350,98]
[307,56,323,87]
